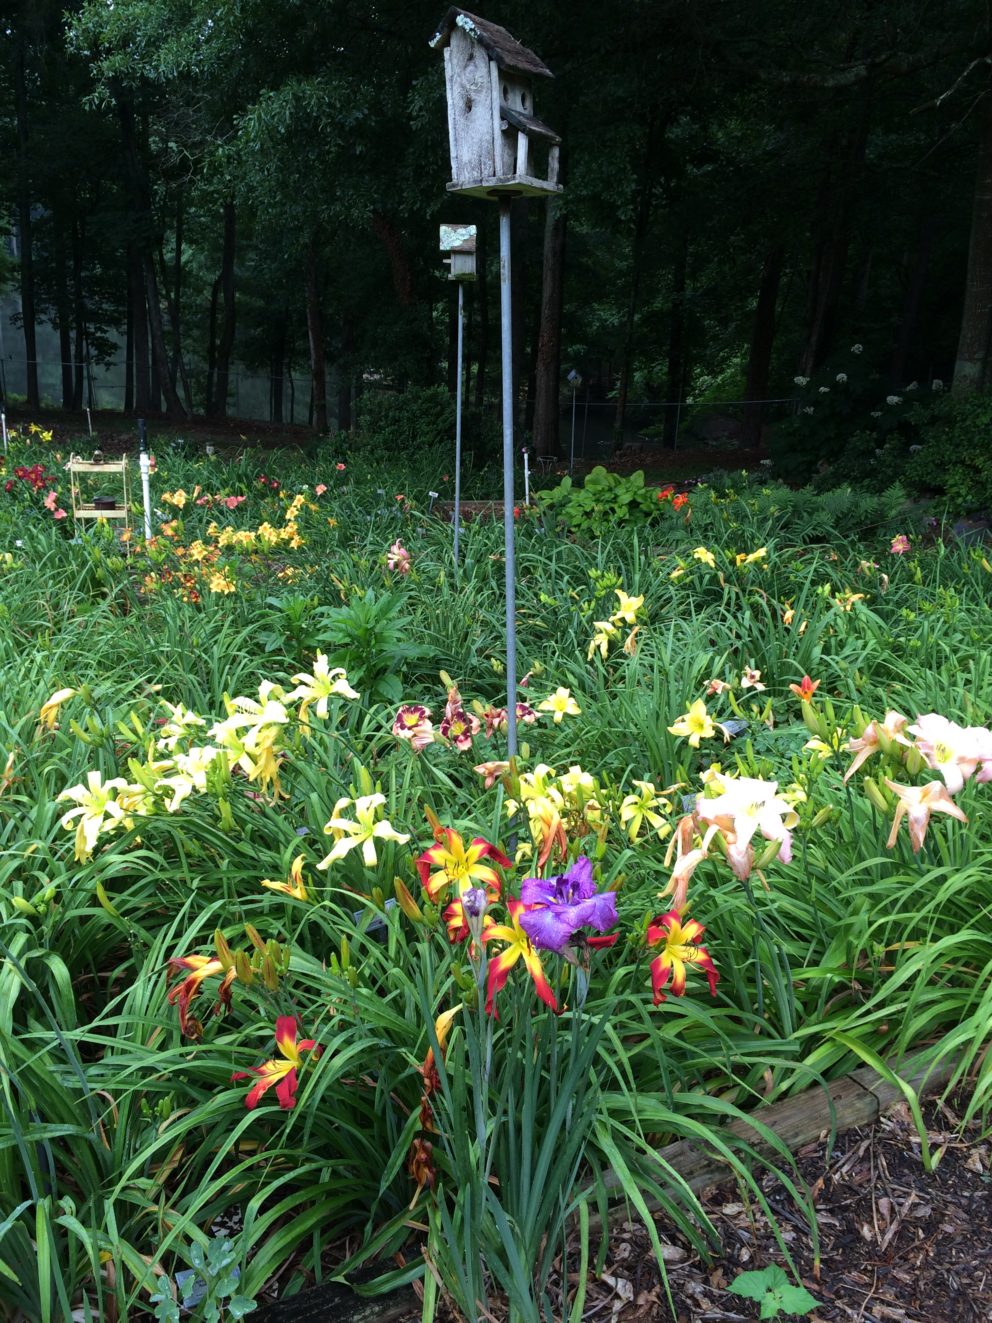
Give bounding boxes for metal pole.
[523,447,530,505]
[138,418,152,541]
[498,198,518,759]
[1,410,6,456]
[86,407,93,437]
[569,385,577,475]
[454,280,464,565]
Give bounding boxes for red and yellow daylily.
[415,826,510,903]
[166,954,236,1038]
[646,910,719,1006]
[260,854,310,901]
[231,1016,321,1110]
[483,898,558,1016]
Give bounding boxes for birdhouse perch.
[430,8,562,198]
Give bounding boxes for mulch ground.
[593,1096,992,1322]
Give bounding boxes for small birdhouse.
[440,223,477,280]
[430,8,562,198]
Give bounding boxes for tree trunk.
[338,316,353,433]
[798,88,872,375]
[371,212,415,305]
[72,219,86,410]
[532,196,567,456]
[205,276,220,414]
[124,269,135,413]
[742,244,785,449]
[615,114,663,443]
[116,89,187,418]
[270,321,285,424]
[54,214,74,410]
[211,200,237,417]
[13,34,39,410]
[663,228,689,447]
[130,245,151,414]
[953,100,992,394]
[305,237,328,432]
[890,216,934,388]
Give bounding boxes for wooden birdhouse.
[430,8,562,198]
[440,223,477,280]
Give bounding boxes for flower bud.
[864,778,889,814]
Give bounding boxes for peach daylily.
[884,778,968,854]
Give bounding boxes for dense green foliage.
[2,426,992,1317]
[3,1,992,463]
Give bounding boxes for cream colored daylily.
[58,771,144,862]
[695,775,798,880]
[288,653,359,722]
[317,793,410,869]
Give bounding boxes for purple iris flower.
[518,856,617,954]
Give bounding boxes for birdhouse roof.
[429,8,554,79]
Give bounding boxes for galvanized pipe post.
[499,197,518,758]
[454,280,464,566]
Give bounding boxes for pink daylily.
[386,540,411,575]
[695,776,798,880]
[884,778,968,853]
[843,711,910,783]
[908,713,984,795]
[393,704,435,751]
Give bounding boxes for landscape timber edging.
[253,1048,958,1322]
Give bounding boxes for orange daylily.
[260,854,310,901]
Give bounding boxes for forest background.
[3,0,992,481]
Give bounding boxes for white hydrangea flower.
[932,379,944,391]
[906,381,918,391]
[885,395,902,406]
[835,372,848,383]
[818,386,830,394]
[794,376,810,386]
[802,406,814,415]
[851,344,864,354]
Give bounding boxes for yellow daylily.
[538,687,581,724]
[668,699,716,748]
[692,547,716,568]
[39,687,78,730]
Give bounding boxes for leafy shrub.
[536,466,664,535]
[353,386,499,464]
[902,394,992,515]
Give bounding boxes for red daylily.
[789,675,820,702]
[483,898,558,1016]
[231,1016,321,1110]
[646,910,719,1005]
